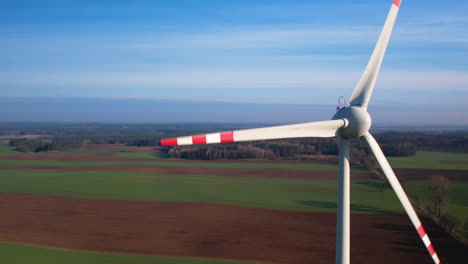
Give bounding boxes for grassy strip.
[0,170,403,214]
[0,242,253,264]
[405,180,468,232]
[0,159,341,171]
[386,151,468,170]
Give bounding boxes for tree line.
[77,135,164,146]
[374,132,468,153]
[7,130,468,160]
[9,138,81,153]
[165,130,468,161]
[8,135,167,153]
[165,137,414,161]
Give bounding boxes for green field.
[0,144,19,156]
[46,149,120,156]
[0,170,403,214]
[0,242,254,264]
[406,180,468,231]
[0,159,344,171]
[387,151,468,170]
[118,152,169,159]
[0,144,121,157]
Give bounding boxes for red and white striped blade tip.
[160,131,234,146]
[160,138,178,146]
[393,0,401,7]
[417,225,441,264]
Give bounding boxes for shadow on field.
[355,181,392,192]
[372,223,430,255]
[372,221,467,263]
[297,200,399,215]
[350,204,401,215]
[297,200,337,209]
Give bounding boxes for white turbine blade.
[160,119,346,146]
[349,0,402,109]
[364,133,441,264]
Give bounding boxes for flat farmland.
[0,144,466,263]
[0,242,252,264]
[387,151,468,170]
[0,170,405,213]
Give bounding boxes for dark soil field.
[0,193,464,264]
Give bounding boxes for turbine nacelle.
[333,106,371,139]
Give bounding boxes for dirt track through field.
[0,193,464,264]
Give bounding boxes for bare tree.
[429,176,449,216]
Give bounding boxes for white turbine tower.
[160,1,441,263]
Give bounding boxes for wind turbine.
[160,1,441,263]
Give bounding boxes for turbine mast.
[336,137,351,264]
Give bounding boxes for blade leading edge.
[160,119,347,146]
[364,133,441,264]
[349,0,401,109]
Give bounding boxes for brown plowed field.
[0,193,464,264]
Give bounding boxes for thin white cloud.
[6,70,468,92]
[113,26,379,51]
[3,20,468,59]
[419,16,468,25]
[104,23,468,56]
[395,25,468,45]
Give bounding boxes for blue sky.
[1,0,468,124]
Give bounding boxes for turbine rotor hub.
[332,106,371,139]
